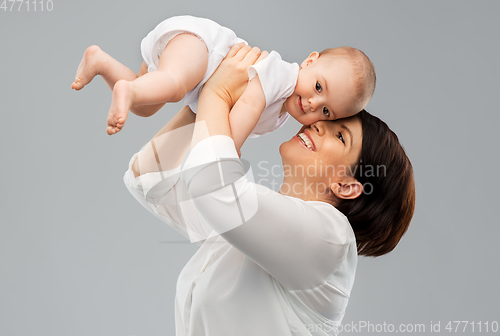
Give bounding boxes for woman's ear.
[300,51,320,68]
[331,179,363,200]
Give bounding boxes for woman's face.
[279,117,363,186]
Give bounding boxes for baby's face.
[283,54,360,125]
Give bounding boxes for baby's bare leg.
[107,33,208,135]
[72,49,166,119]
[71,45,138,91]
[129,62,167,118]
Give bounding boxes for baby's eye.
[336,131,345,145]
[315,82,322,92]
[323,107,330,118]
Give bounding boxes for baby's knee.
[164,72,190,102]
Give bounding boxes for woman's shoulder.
[302,200,356,246]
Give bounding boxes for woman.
[123,44,415,335]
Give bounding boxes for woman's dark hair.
[336,110,415,257]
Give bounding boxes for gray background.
[1,1,499,335]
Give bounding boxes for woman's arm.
[132,44,265,179]
[132,105,195,178]
[124,45,264,246]
[125,106,216,246]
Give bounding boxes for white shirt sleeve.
[123,145,215,246]
[181,135,354,290]
[248,51,299,108]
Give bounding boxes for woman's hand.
[202,43,268,109]
[192,44,268,147]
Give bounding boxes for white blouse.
[123,135,358,336]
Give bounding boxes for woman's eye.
[337,131,345,145]
[315,82,322,92]
[323,107,330,118]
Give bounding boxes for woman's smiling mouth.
[294,129,316,151]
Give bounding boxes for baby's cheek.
[300,114,320,126]
[309,118,320,126]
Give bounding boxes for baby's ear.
[300,51,320,68]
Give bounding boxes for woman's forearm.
[190,89,233,150]
[132,105,195,178]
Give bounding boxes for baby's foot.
[107,80,133,135]
[71,45,106,90]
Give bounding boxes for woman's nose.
[310,121,325,136]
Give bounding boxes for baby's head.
[283,47,376,125]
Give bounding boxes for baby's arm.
[229,75,266,153]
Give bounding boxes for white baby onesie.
[140,15,299,138]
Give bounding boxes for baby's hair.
[319,47,376,110]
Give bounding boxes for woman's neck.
[278,176,337,205]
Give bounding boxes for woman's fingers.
[200,44,263,108]
[255,50,269,64]
[242,46,261,65]
[233,45,254,61]
[226,42,246,58]
[230,45,263,67]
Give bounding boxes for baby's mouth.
[298,97,304,113]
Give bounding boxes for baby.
[71,15,376,150]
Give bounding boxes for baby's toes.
[107,115,116,127]
[107,124,116,134]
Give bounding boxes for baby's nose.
[309,98,319,112]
